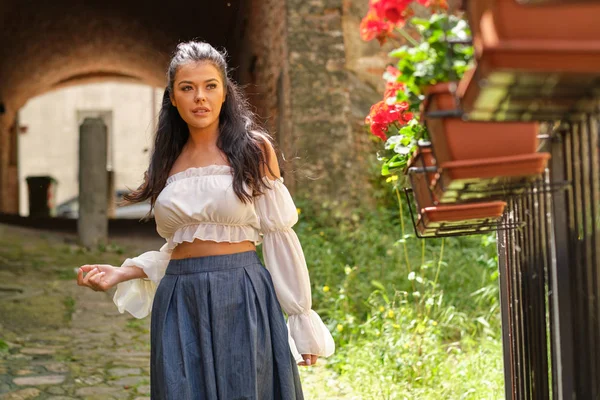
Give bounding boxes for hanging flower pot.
[468,0,600,64]
[432,152,552,203]
[422,81,551,202]
[406,146,438,211]
[462,0,600,121]
[520,0,600,4]
[423,82,541,165]
[406,147,507,237]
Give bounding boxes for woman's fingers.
[77,265,118,292]
[299,354,319,367]
[83,268,99,286]
[76,267,85,286]
[77,266,104,291]
[77,265,93,286]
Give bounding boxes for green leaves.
[379,119,429,177]
[390,13,474,91]
[375,13,474,185]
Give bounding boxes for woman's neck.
[186,123,220,150]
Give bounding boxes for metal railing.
[497,110,600,399]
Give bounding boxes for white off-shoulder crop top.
[112,164,335,361]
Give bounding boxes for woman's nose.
[194,91,205,103]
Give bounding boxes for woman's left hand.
[299,354,318,366]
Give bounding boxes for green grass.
[293,171,504,399]
[63,295,76,321]
[126,318,150,334]
[0,338,9,353]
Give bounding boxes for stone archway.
[0,0,381,215]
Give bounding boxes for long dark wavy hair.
[124,41,277,210]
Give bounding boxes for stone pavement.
[0,225,158,400]
[0,224,348,400]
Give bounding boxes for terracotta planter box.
[423,82,540,165]
[421,202,506,224]
[406,148,507,237]
[519,0,598,3]
[468,0,600,75]
[522,0,599,4]
[418,201,507,237]
[465,0,600,121]
[406,147,438,211]
[433,153,552,203]
[456,62,596,121]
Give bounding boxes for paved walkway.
[0,224,347,400]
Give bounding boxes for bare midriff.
[170,238,257,260]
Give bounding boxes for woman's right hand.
[77,264,122,292]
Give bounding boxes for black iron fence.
[497,111,600,399]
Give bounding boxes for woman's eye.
[182,86,192,91]
[207,84,217,89]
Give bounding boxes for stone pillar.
[78,118,108,248]
[6,118,20,214]
[0,114,20,214]
[107,169,115,219]
[0,122,8,213]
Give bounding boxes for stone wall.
[283,0,394,210]
[235,0,295,191]
[285,0,355,209]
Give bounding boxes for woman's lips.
[192,107,210,116]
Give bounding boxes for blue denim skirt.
[150,250,304,400]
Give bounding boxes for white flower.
[394,145,411,155]
[385,135,402,149]
[385,96,397,105]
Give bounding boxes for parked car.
[55,190,153,219]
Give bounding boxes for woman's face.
[170,61,226,132]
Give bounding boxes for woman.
[76,41,335,399]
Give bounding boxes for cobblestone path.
[0,225,348,400]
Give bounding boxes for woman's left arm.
[253,139,335,366]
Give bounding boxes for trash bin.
[26,176,58,218]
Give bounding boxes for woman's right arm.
[77,242,172,318]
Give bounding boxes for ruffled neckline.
[166,164,233,185]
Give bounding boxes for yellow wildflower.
[379,306,385,313]
[336,324,344,332]
[387,310,395,319]
[323,285,330,293]
[296,208,301,214]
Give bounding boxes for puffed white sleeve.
[254,177,335,358]
[112,242,172,319]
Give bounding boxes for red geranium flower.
[402,111,414,122]
[365,100,412,140]
[384,81,406,99]
[386,65,400,78]
[417,0,449,9]
[371,0,414,25]
[360,10,395,44]
[370,122,388,141]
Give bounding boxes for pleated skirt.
[150,250,304,400]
